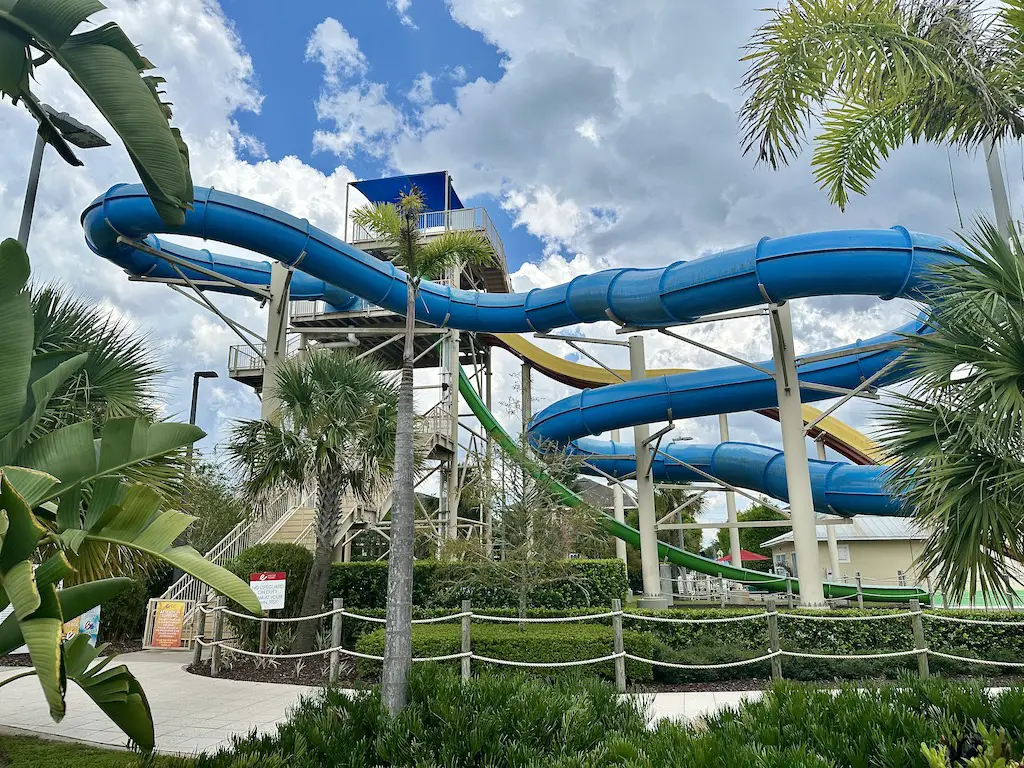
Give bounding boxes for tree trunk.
[291,471,342,654]
[382,278,417,713]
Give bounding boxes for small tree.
[227,349,398,654]
[181,460,249,556]
[443,433,604,619]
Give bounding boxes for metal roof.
[351,172,464,212]
[762,516,928,548]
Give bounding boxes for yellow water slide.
[484,333,883,466]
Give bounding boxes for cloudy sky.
[1,0,1017,533]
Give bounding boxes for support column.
[629,335,667,609]
[816,438,841,580]
[445,263,464,541]
[261,262,291,421]
[521,361,532,439]
[984,137,1013,242]
[718,413,742,570]
[484,351,494,556]
[768,302,826,607]
[611,428,628,565]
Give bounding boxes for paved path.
[0,651,762,755]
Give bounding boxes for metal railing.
[227,337,301,375]
[161,485,315,606]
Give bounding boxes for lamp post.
[185,371,219,471]
[18,104,109,248]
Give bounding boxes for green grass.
[0,734,189,767]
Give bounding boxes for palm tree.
[1,1,193,224]
[878,219,1024,602]
[739,0,1024,211]
[31,283,162,432]
[351,187,495,712]
[228,349,398,653]
[741,0,1024,602]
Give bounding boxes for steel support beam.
[261,262,291,420]
[719,413,742,569]
[769,302,826,607]
[817,438,842,579]
[611,428,628,565]
[630,335,666,608]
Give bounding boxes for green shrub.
[327,558,627,609]
[98,578,148,643]
[98,566,173,643]
[225,543,313,650]
[354,622,654,682]
[185,671,1024,768]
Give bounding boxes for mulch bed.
[187,657,370,688]
[1,638,145,669]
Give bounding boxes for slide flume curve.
[82,184,953,601]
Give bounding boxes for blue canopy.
[351,172,464,212]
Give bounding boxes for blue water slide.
[82,183,957,518]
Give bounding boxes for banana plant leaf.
[0,577,132,655]
[64,634,155,751]
[0,0,192,225]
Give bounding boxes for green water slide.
[458,368,930,605]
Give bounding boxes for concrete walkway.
[0,651,762,755]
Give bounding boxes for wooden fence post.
[766,596,782,681]
[856,572,864,610]
[210,595,225,677]
[910,598,929,679]
[259,619,269,655]
[612,598,626,694]
[191,589,213,666]
[786,580,795,609]
[330,598,344,685]
[461,600,472,682]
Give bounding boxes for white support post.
[816,438,841,580]
[768,303,826,607]
[484,351,494,556]
[446,263,463,541]
[630,335,667,609]
[984,137,1013,242]
[611,428,628,565]
[718,413,742,570]
[521,361,532,438]
[261,262,291,420]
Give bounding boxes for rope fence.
[192,594,1024,690]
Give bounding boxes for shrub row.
[327,558,627,609]
[183,670,1024,768]
[353,623,654,682]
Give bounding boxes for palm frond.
[30,283,162,432]
[351,202,403,245]
[740,0,1024,203]
[417,230,495,282]
[878,217,1024,603]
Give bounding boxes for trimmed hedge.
[354,623,654,682]
[328,558,627,609]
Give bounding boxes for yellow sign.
[151,600,186,648]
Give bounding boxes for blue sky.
[220,0,541,271]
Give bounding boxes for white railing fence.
[192,597,1024,688]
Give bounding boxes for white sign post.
[249,572,287,611]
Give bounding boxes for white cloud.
[0,0,358,453]
[304,17,367,83]
[390,0,416,28]
[449,65,468,83]
[407,72,434,105]
[305,17,403,158]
